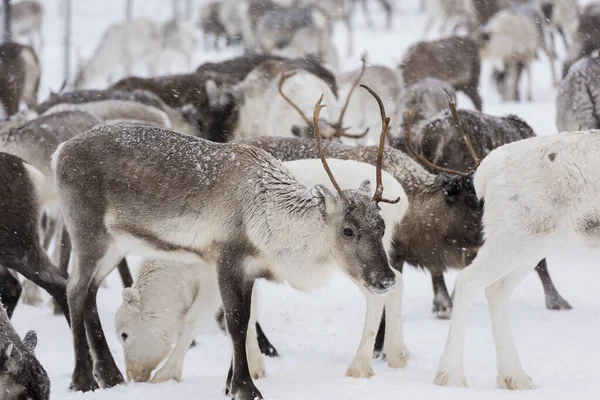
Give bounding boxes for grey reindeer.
[53,100,399,398]
[1,301,49,400]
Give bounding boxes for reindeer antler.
[444,89,480,172]
[313,94,352,205]
[334,55,369,139]
[360,85,401,205]
[279,72,312,127]
[403,108,471,178]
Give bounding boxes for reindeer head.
[115,288,171,382]
[282,56,370,141]
[0,331,50,400]
[311,87,400,294]
[204,79,242,143]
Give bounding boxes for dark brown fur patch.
[548,152,557,161]
[578,214,600,234]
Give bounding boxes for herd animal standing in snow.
[1,0,600,399]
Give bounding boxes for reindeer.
[156,19,198,72]
[556,54,600,132]
[115,151,409,383]
[53,86,403,398]
[540,0,580,52]
[423,0,476,35]
[4,0,44,53]
[74,19,161,89]
[1,300,49,400]
[198,1,229,49]
[0,42,40,118]
[477,4,557,102]
[295,0,353,55]
[433,128,600,390]
[0,151,70,322]
[399,37,483,111]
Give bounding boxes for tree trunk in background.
[126,0,134,20]
[472,0,499,27]
[3,0,11,42]
[63,0,72,87]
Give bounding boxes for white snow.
[9,0,600,399]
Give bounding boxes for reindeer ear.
[0,342,19,371]
[22,331,38,353]
[359,179,372,194]
[311,184,337,215]
[122,288,141,307]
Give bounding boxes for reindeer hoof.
[434,369,468,388]
[432,298,453,319]
[545,294,572,311]
[497,372,534,390]
[346,363,375,379]
[385,344,408,369]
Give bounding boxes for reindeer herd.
[1,0,600,399]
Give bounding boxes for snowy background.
[9,0,600,399]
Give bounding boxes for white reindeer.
[434,129,600,390]
[74,19,161,89]
[114,157,409,383]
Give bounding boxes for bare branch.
[403,107,471,178]
[360,84,401,204]
[444,89,480,171]
[313,94,351,205]
[279,72,312,127]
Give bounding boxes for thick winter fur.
[0,152,70,322]
[0,302,50,400]
[563,3,600,77]
[114,159,408,383]
[478,5,556,102]
[43,100,172,130]
[0,42,40,118]
[400,36,482,111]
[388,78,456,146]
[160,19,197,70]
[74,19,161,89]
[556,55,600,132]
[434,130,600,390]
[337,65,402,145]
[203,60,338,142]
[53,125,398,398]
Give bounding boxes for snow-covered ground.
[9,0,600,399]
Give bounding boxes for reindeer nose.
[368,269,397,294]
[379,275,397,290]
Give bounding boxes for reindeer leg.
[54,225,72,315]
[535,259,571,310]
[117,259,133,288]
[219,243,262,400]
[346,287,385,378]
[0,266,22,318]
[432,273,452,319]
[383,269,407,369]
[374,256,404,357]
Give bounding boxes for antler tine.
[403,107,471,178]
[279,72,312,127]
[360,84,400,205]
[335,54,367,136]
[339,127,370,138]
[444,89,481,171]
[313,94,351,205]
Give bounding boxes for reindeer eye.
[343,228,354,237]
[121,333,128,342]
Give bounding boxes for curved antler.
[360,84,401,205]
[403,107,471,178]
[279,72,312,127]
[444,89,480,172]
[313,94,351,205]
[334,55,367,138]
